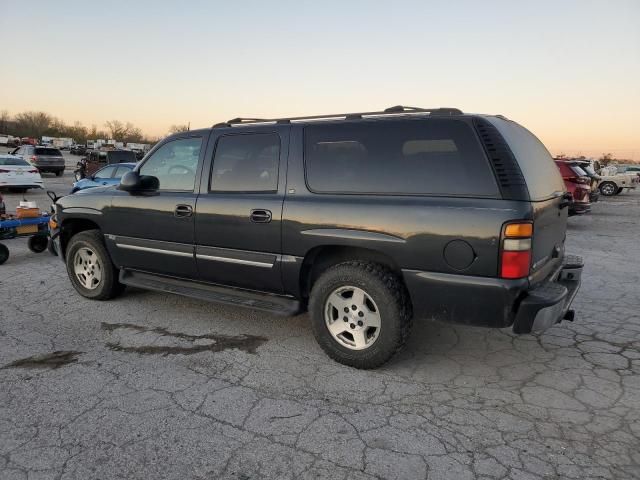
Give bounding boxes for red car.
[554,160,591,215]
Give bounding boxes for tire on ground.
[599,181,617,196]
[65,229,124,300]
[27,235,48,253]
[309,261,412,369]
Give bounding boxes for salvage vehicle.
[597,166,638,196]
[74,150,137,180]
[51,106,583,368]
[0,155,44,191]
[10,146,65,176]
[570,160,600,203]
[71,163,135,193]
[554,160,592,214]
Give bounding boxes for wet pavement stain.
[101,322,268,356]
[1,351,82,370]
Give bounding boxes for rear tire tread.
[309,261,412,369]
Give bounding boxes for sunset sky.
[1,0,639,159]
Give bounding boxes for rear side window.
[487,118,565,201]
[34,148,62,156]
[210,133,280,192]
[304,119,499,196]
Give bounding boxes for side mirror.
[118,170,159,194]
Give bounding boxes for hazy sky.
[1,0,639,158]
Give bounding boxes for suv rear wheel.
[65,230,124,300]
[309,262,412,369]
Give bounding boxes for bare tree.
[14,111,52,138]
[169,124,190,134]
[599,153,614,166]
[0,110,10,133]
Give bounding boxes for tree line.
[0,110,189,144]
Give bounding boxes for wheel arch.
[60,218,102,259]
[298,245,405,299]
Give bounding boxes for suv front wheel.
[309,262,412,369]
[65,230,124,300]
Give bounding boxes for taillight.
[500,222,532,279]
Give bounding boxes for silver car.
[10,145,65,176]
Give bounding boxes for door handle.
[174,204,193,217]
[250,209,272,223]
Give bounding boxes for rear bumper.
[569,202,591,215]
[511,255,583,333]
[402,254,583,332]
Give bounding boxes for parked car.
[623,165,640,178]
[10,146,65,176]
[554,160,591,215]
[0,155,44,191]
[75,150,137,180]
[597,166,638,196]
[51,106,583,369]
[71,163,136,193]
[70,144,87,156]
[568,160,600,203]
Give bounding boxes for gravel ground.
[1,157,639,480]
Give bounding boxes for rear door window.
[304,119,499,196]
[210,133,280,192]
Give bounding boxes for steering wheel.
[168,164,194,176]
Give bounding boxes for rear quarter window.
[304,119,499,197]
[487,118,565,201]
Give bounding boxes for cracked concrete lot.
[1,166,639,479]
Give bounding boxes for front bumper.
[511,255,583,334]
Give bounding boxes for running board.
[119,269,302,316]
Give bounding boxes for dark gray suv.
[51,106,583,368]
[11,145,65,175]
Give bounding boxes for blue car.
[71,163,136,193]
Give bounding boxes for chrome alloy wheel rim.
[324,286,381,350]
[73,247,103,290]
[601,183,615,195]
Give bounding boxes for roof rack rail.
[213,106,463,128]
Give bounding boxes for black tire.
[599,181,617,196]
[27,235,48,253]
[309,261,412,369]
[0,243,8,265]
[65,229,124,300]
[55,171,63,177]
